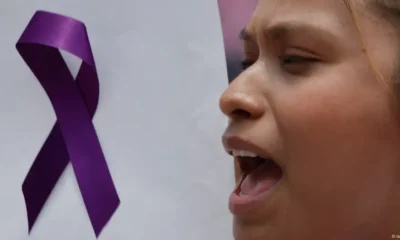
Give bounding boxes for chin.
[233,217,279,240]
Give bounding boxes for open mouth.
[233,153,283,197]
[222,136,284,214]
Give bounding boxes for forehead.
[246,0,367,39]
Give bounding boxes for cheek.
[272,67,399,216]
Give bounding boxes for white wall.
[0,0,233,239]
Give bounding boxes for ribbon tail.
[88,193,120,237]
[22,123,69,231]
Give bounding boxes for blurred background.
[218,0,258,82]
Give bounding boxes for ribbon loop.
[16,11,120,237]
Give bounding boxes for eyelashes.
[240,55,319,73]
[281,55,318,65]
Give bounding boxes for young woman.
[220,0,400,239]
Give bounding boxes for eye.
[240,55,320,73]
[281,55,319,75]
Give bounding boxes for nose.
[219,71,267,120]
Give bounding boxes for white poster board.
[0,0,233,239]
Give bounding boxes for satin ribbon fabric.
[16,10,120,237]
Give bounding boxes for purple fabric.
[16,10,120,237]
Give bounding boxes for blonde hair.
[343,0,400,109]
[342,0,388,88]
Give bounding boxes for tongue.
[240,161,281,196]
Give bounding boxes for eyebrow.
[239,22,341,45]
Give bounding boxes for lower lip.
[228,179,280,216]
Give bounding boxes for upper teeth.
[231,149,258,157]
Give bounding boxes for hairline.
[367,0,400,24]
[365,0,400,84]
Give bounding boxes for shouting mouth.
[224,138,283,215]
[235,154,283,197]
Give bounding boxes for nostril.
[231,108,251,118]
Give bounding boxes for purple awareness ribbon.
[16,11,120,237]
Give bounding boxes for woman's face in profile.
[220,0,400,239]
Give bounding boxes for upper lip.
[222,134,275,162]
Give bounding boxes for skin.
[219,0,400,239]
